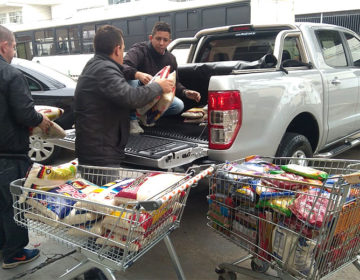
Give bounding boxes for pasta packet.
[281,164,328,181]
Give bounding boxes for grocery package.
[288,188,332,228]
[114,172,185,204]
[30,105,66,139]
[34,105,64,121]
[20,160,78,203]
[136,65,176,126]
[281,164,328,181]
[181,105,208,123]
[208,156,360,278]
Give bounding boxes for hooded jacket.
[0,55,43,155]
[74,53,163,166]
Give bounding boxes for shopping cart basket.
[207,156,360,280]
[10,164,214,280]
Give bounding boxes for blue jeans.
[128,80,184,120]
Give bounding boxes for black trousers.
[0,157,32,260]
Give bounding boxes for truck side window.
[344,33,360,67]
[316,30,347,67]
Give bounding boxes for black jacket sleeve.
[7,70,43,127]
[97,62,162,109]
[122,43,145,80]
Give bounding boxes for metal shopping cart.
[207,157,360,280]
[10,164,214,280]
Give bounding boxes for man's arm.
[122,43,145,80]
[7,73,44,127]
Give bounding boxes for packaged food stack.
[208,155,360,277]
[21,162,187,253]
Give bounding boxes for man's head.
[149,22,171,55]
[94,25,125,64]
[0,25,16,63]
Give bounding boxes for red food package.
[289,188,333,228]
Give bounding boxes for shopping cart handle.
[10,178,25,196]
[136,200,162,211]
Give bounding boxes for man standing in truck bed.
[123,21,201,134]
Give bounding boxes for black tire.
[83,268,108,280]
[250,259,269,273]
[28,135,62,164]
[276,132,313,159]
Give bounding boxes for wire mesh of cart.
[10,164,214,280]
[207,156,360,280]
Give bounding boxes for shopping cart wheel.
[218,271,237,280]
[83,268,108,280]
[251,259,269,273]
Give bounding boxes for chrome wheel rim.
[28,135,55,162]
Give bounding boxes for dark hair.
[151,21,171,36]
[0,25,14,44]
[93,25,124,55]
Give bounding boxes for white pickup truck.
[53,22,360,169]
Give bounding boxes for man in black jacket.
[0,25,52,269]
[123,21,200,134]
[74,25,174,167]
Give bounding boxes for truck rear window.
[196,30,284,63]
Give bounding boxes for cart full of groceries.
[208,156,360,280]
[10,160,214,280]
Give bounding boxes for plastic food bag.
[281,164,328,181]
[30,105,66,139]
[136,65,176,126]
[114,172,185,204]
[289,188,332,228]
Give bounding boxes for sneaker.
[130,120,144,134]
[2,249,40,269]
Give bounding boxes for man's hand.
[155,78,175,94]
[135,71,153,85]
[184,90,201,102]
[37,114,53,134]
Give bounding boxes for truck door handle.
[331,78,341,85]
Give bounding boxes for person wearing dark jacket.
[123,21,200,134]
[74,25,174,167]
[0,25,52,269]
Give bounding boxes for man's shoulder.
[0,60,23,80]
[129,41,148,51]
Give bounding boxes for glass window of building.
[9,11,22,24]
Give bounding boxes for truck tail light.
[208,90,242,150]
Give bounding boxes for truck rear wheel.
[276,133,313,159]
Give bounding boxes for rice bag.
[26,184,86,220]
[34,105,64,121]
[29,105,66,139]
[20,160,78,203]
[281,164,328,181]
[136,65,176,126]
[30,121,66,139]
[76,178,135,213]
[114,172,185,204]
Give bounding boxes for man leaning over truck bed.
[123,21,201,134]
[74,25,174,167]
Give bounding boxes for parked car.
[11,58,76,164]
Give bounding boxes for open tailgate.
[50,129,208,169]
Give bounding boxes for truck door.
[316,29,360,142]
[343,32,360,131]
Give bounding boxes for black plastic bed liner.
[49,116,208,169]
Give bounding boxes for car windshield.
[11,58,76,88]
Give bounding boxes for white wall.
[251,0,295,24]
[294,0,360,15]
[22,5,51,24]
